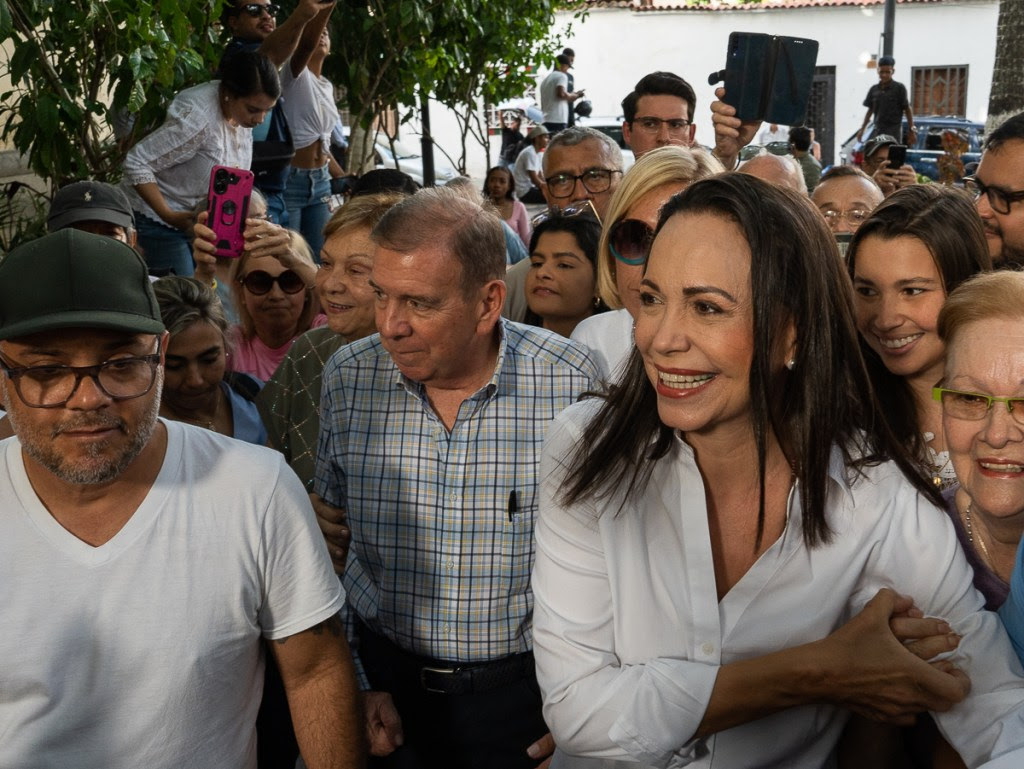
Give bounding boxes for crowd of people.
[7,7,1024,768]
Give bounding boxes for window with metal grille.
[911,66,968,117]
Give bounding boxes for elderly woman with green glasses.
[933,271,1024,610]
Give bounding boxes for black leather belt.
[358,621,535,696]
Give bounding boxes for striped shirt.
[315,319,599,666]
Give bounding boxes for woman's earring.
[786,359,796,370]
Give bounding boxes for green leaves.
[0,0,221,186]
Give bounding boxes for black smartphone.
[887,144,908,168]
[720,32,773,122]
[764,36,819,125]
[709,32,819,124]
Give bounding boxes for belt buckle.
[420,665,458,694]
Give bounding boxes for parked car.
[839,116,984,182]
[373,135,459,186]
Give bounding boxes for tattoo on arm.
[275,614,345,645]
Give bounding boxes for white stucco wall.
[416,0,997,179]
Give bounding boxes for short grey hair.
[543,127,623,175]
[371,186,506,297]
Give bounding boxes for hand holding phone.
[207,166,254,259]
[887,144,908,169]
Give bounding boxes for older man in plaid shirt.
[314,186,599,768]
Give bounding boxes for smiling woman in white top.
[123,50,280,278]
[532,174,1024,768]
[847,185,992,493]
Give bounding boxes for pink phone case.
[207,165,255,258]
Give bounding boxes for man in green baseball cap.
[0,229,362,768]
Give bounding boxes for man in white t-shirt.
[540,54,582,133]
[0,230,362,769]
[513,124,549,203]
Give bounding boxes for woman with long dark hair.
[532,174,1024,767]
[847,184,991,490]
[124,50,280,277]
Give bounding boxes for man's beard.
[5,370,163,486]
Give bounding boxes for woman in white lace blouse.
[123,50,280,278]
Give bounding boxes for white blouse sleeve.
[533,409,718,767]
[123,86,217,186]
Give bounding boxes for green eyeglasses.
[933,387,1024,425]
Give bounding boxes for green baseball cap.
[0,229,164,341]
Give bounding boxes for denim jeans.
[134,212,193,277]
[283,163,331,261]
[262,190,289,227]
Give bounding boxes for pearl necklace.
[963,502,994,569]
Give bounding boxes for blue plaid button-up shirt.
[315,319,599,666]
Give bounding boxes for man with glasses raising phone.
[0,230,362,769]
[968,111,1024,268]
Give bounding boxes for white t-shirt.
[541,70,569,125]
[534,401,1024,768]
[514,144,543,199]
[0,420,343,769]
[570,309,633,384]
[280,59,338,154]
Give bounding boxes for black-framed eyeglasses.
[933,386,1024,425]
[738,141,791,162]
[239,269,306,295]
[530,199,602,229]
[0,353,162,409]
[963,176,1024,216]
[237,3,279,18]
[632,116,692,136]
[545,168,621,199]
[609,218,654,266]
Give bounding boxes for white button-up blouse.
[533,400,1024,769]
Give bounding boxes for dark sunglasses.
[240,269,306,295]
[237,3,279,18]
[609,219,654,266]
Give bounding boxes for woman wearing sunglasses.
[153,277,267,444]
[123,50,280,278]
[524,211,606,339]
[571,146,723,381]
[847,185,991,492]
[228,230,324,381]
[532,174,1024,768]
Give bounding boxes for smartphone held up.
[207,165,254,259]
[708,32,819,125]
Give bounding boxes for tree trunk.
[987,0,1024,133]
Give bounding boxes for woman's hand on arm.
[699,588,970,737]
[889,603,962,662]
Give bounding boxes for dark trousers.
[542,122,566,135]
[358,625,547,769]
